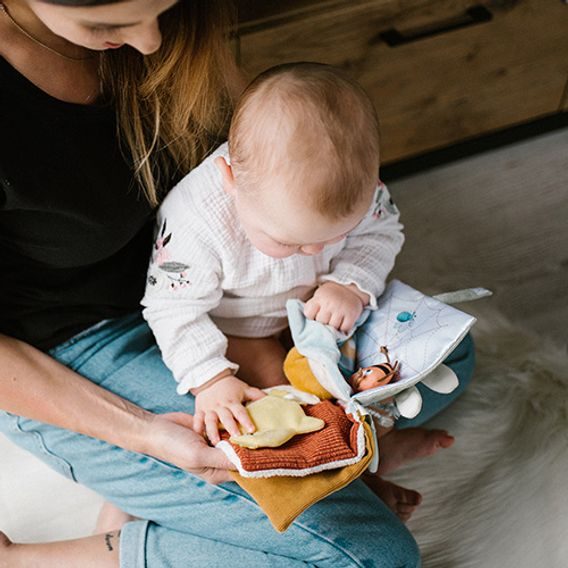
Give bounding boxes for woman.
[0,0,475,565]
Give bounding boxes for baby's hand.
[304,281,369,333]
[193,375,265,445]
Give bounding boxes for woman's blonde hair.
[99,0,237,206]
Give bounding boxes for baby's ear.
[215,156,236,196]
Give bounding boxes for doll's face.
[350,366,395,391]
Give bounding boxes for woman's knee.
[305,515,421,568]
[380,528,421,568]
[359,524,420,568]
[339,532,420,568]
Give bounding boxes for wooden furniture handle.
[376,5,493,47]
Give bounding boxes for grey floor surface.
[388,127,568,347]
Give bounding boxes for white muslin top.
[141,143,404,394]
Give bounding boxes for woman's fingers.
[161,411,195,430]
[147,413,238,484]
[207,469,235,484]
[192,446,236,480]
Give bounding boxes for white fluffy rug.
[389,303,568,568]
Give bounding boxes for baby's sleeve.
[141,184,238,395]
[319,182,404,308]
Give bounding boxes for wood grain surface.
[562,79,568,112]
[237,0,568,162]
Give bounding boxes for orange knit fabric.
[224,400,360,472]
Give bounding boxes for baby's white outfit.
[141,143,404,395]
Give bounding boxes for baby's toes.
[396,485,422,507]
[363,476,422,522]
[391,483,422,520]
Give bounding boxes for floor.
[388,126,568,347]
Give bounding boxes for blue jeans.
[0,313,475,567]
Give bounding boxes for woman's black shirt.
[0,56,157,350]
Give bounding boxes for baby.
[142,62,404,445]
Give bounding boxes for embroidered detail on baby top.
[148,219,192,290]
[159,262,192,290]
[372,181,399,219]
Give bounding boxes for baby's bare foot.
[95,502,138,534]
[363,476,422,522]
[378,427,454,476]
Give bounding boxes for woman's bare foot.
[95,502,137,534]
[377,428,455,476]
[363,476,422,522]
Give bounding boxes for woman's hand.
[0,334,235,484]
[143,412,236,484]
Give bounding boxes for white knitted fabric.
[141,143,404,394]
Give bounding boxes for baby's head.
[216,62,380,258]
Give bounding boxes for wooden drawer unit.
[236,0,568,163]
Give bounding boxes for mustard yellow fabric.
[230,421,375,532]
[283,347,334,400]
